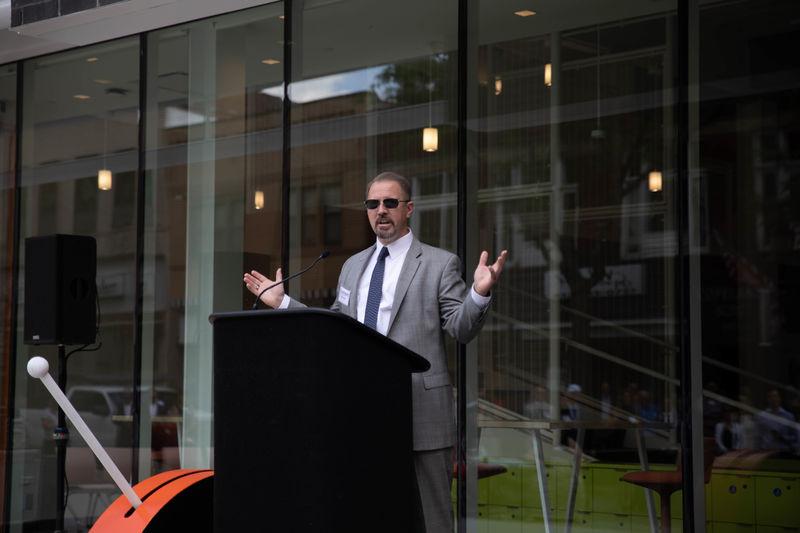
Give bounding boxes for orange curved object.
[90,469,213,533]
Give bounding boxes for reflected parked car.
[21,386,180,449]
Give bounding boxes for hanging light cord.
[428,54,433,128]
[103,113,108,169]
[596,26,601,130]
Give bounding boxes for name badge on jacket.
[338,287,351,306]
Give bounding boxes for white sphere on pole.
[27,357,50,379]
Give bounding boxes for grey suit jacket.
[287,236,489,450]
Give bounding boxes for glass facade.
[0,0,798,531]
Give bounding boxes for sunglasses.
[364,198,410,210]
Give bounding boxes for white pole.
[26,357,143,509]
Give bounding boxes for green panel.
[713,474,755,525]
[456,475,491,504]
[489,466,522,507]
[631,515,651,531]
[521,507,546,533]
[755,475,800,528]
[713,522,759,533]
[593,512,631,532]
[555,466,569,512]
[486,505,522,533]
[757,527,800,533]
[521,464,557,510]
[572,510,592,533]
[477,505,490,533]
[631,515,682,532]
[554,465,592,513]
[631,485,664,518]
[707,477,715,520]
[480,475,490,505]
[593,467,633,515]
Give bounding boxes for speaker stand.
[54,344,68,533]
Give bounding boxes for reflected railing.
[491,283,800,436]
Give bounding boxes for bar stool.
[620,438,715,533]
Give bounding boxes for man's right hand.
[243,268,284,308]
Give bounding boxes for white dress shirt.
[356,230,415,335]
[280,229,491,334]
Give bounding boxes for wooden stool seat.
[621,470,683,491]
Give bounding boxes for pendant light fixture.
[422,52,438,152]
[97,112,112,191]
[254,189,265,210]
[648,170,663,192]
[544,63,552,87]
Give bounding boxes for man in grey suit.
[244,171,507,532]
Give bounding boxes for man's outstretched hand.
[243,268,284,309]
[473,250,508,297]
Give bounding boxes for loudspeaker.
[24,234,97,346]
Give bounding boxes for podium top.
[210,308,431,372]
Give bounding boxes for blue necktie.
[364,246,389,330]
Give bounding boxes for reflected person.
[243,172,508,533]
[756,389,799,454]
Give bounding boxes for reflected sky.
[261,65,392,103]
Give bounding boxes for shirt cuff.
[470,287,492,308]
[277,294,291,309]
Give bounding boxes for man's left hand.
[473,250,508,296]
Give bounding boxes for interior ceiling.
[4,0,680,125]
[299,0,676,79]
[1,0,677,68]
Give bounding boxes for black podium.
[210,308,430,532]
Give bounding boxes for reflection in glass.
[9,39,140,532]
[290,0,459,311]
[143,3,284,475]
[468,3,681,531]
[698,0,800,519]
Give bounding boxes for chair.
[620,438,715,533]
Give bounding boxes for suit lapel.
[347,246,374,318]
[387,238,422,333]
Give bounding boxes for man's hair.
[366,172,412,199]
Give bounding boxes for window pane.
[289,0,459,309]
[698,1,800,530]
[468,3,681,531]
[9,39,140,531]
[143,3,284,476]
